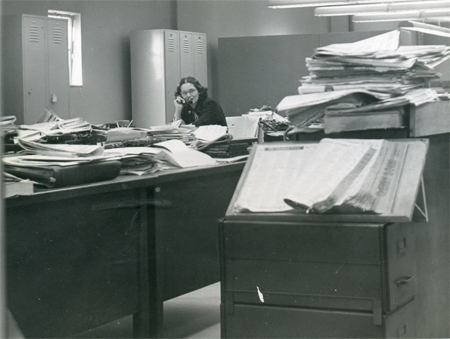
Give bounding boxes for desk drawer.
[222,300,416,338]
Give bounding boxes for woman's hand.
[174,96,184,120]
[174,96,185,109]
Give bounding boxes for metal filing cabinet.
[218,140,428,338]
[219,219,417,338]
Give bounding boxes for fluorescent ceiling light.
[268,0,416,8]
[425,16,450,22]
[315,0,450,16]
[353,9,450,22]
[268,0,450,25]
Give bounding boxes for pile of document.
[18,113,93,143]
[2,140,122,188]
[1,116,19,144]
[277,23,450,130]
[104,139,217,176]
[146,122,196,144]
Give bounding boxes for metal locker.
[46,18,70,120]
[130,29,207,128]
[22,15,47,125]
[193,33,207,87]
[163,30,181,125]
[3,14,70,125]
[179,31,195,79]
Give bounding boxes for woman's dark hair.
[175,76,208,100]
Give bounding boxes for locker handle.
[396,275,413,287]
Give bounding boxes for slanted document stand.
[219,139,428,338]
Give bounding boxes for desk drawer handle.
[396,275,413,287]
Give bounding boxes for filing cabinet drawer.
[223,220,382,265]
[225,259,382,301]
[221,221,416,313]
[222,299,416,339]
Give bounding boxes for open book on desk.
[151,140,217,168]
[227,138,428,221]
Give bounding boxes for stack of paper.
[193,125,228,142]
[18,115,93,144]
[104,139,217,170]
[3,140,122,188]
[17,139,105,157]
[1,116,18,141]
[146,123,196,144]
[278,26,450,130]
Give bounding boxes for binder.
[5,160,122,188]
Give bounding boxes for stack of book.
[202,142,250,158]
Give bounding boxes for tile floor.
[74,282,221,339]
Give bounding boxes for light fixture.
[425,16,450,22]
[353,9,450,22]
[268,0,450,25]
[314,0,450,16]
[268,0,419,9]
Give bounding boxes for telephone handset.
[175,94,193,107]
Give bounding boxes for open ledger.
[228,138,428,219]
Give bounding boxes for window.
[48,10,83,86]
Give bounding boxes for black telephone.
[175,93,193,107]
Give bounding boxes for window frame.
[48,10,83,87]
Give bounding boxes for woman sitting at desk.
[173,76,227,127]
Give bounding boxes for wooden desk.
[5,162,245,338]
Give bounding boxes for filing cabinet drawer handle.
[396,275,413,287]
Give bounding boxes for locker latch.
[225,291,234,314]
[373,299,382,326]
[396,237,407,258]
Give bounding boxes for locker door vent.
[196,38,204,54]
[182,36,190,54]
[52,26,64,44]
[168,36,176,53]
[29,25,41,43]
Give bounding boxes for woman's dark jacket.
[181,97,227,127]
